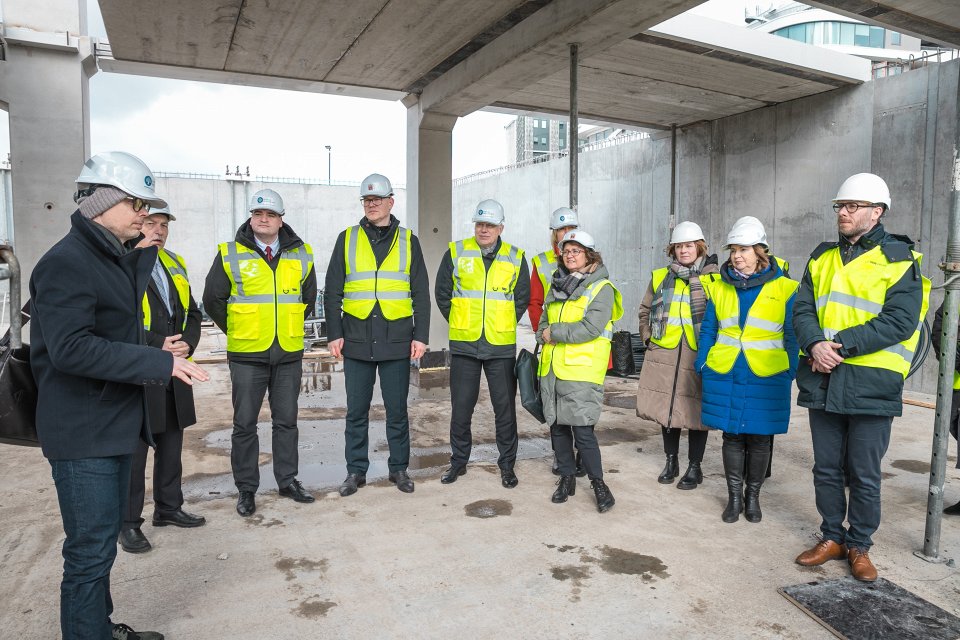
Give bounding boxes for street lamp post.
[325,145,332,185]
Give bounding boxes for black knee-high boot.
[744,436,772,523]
[721,435,746,523]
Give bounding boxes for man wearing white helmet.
[325,173,431,497]
[204,187,318,516]
[793,173,929,582]
[31,151,209,640]
[435,199,530,488]
[120,206,206,555]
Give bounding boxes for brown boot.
[848,547,878,582]
[795,539,847,566]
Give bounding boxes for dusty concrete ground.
[2,326,959,639]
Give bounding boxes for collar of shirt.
[254,237,280,257]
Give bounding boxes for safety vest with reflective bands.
[808,245,930,378]
[342,225,413,320]
[540,279,624,385]
[649,267,700,350]
[142,249,190,331]
[532,250,559,294]
[218,241,314,353]
[448,238,524,345]
[701,276,799,377]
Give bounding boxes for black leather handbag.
[0,303,39,447]
[515,345,546,424]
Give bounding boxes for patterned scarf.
[551,263,596,300]
[650,256,705,339]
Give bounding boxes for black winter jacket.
[30,212,173,460]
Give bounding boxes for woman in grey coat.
[536,230,623,513]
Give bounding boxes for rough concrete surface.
[1,326,959,639]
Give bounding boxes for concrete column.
[0,0,94,283]
[404,96,457,351]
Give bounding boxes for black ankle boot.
[551,475,576,503]
[591,478,615,513]
[575,451,587,478]
[552,454,561,476]
[676,462,703,490]
[721,437,745,523]
[657,454,679,484]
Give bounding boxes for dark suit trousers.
[230,359,302,492]
[449,355,518,470]
[124,429,185,528]
[343,357,410,474]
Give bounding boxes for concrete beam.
[806,0,960,49]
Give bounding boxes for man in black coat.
[31,151,208,640]
[120,207,206,554]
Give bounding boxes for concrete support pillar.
[404,96,457,351]
[0,0,95,283]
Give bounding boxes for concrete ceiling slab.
[806,1,960,48]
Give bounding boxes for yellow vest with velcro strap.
[218,241,314,353]
[540,279,624,385]
[703,276,799,377]
[649,267,698,350]
[342,225,413,320]
[532,250,559,294]
[142,249,190,331]
[809,245,930,378]
[448,238,524,345]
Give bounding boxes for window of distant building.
[772,21,898,49]
[533,118,549,153]
[558,122,567,151]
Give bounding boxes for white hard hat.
[150,205,176,221]
[549,207,579,230]
[75,151,167,209]
[726,216,768,248]
[670,221,704,244]
[249,188,284,215]
[559,229,596,251]
[473,199,505,225]
[360,173,393,198]
[833,173,891,209]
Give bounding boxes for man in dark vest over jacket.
[31,151,209,640]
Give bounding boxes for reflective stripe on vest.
[342,225,413,320]
[540,279,624,385]
[649,267,698,350]
[703,276,799,377]
[532,250,559,295]
[142,249,191,331]
[448,238,524,345]
[219,241,314,353]
[809,245,930,379]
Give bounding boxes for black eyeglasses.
[832,202,876,213]
[126,197,151,213]
[562,248,585,257]
[361,197,387,206]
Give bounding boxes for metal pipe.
[922,63,960,559]
[0,246,22,349]
[670,123,677,233]
[569,43,578,209]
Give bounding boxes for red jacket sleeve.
[528,264,545,329]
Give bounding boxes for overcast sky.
[0,0,757,182]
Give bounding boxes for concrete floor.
[2,327,960,639]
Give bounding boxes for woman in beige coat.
[636,221,719,489]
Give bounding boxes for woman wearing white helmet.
[537,230,622,513]
[695,216,798,524]
[636,221,719,490]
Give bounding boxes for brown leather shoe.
[848,547,878,582]
[795,539,848,566]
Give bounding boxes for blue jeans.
[50,455,132,640]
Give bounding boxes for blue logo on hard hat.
[258,197,264,203]
[144,176,153,187]
[559,215,565,221]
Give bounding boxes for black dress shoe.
[339,472,366,497]
[279,479,316,503]
[237,490,256,517]
[500,468,519,488]
[118,528,151,554]
[441,465,466,484]
[112,622,164,639]
[152,509,206,528]
[390,469,415,493]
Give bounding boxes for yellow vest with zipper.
[448,238,524,345]
[649,267,699,350]
[218,241,314,353]
[532,250,559,294]
[809,245,930,378]
[342,225,413,320]
[540,279,624,385]
[142,249,190,331]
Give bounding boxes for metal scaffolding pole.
[569,43,578,209]
[669,124,677,232]
[921,63,960,560]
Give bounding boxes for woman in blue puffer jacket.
[696,216,798,524]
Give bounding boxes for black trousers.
[344,357,411,474]
[551,423,602,479]
[124,430,185,528]
[449,355,518,469]
[661,427,709,463]
[230,359,302,492]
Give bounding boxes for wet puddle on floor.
[890,459,931,474]
[464,499,513,518]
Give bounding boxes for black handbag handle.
[0,301,30,349]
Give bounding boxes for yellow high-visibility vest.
[648,267,698,350]
[774,256,790,276]
[702,276,799,377]
[448,238,524,345]
[142,249,190,331]
[540,279,624,385]
[532,250,559,294]
[218,241,314,353]
[809,245,930,378]
[342,225,413,320]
